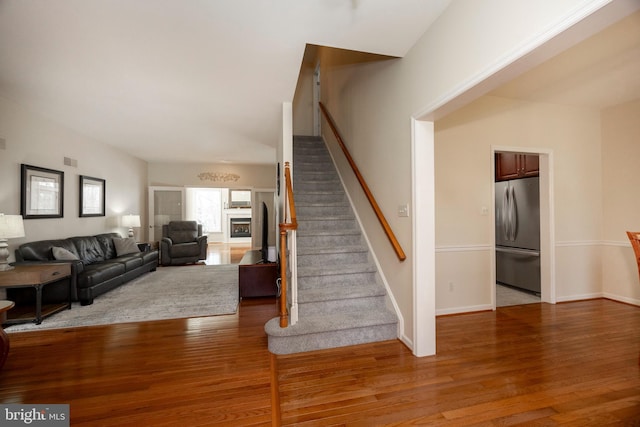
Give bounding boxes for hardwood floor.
[1,299,639,426]
[205,243,251,265]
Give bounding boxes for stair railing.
[279,162,298,327]
[319,102,407,261]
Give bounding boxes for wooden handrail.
[278,162,297,327]
[319,102,407,261]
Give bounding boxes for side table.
[239,250,279,298]
[0,264,72,325]
[0,300,14,369]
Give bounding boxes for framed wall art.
[79,175,105,217]
[21,164,64,219]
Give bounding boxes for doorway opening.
[492,148,555,308]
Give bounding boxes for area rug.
[6,264,239,332]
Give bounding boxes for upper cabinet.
[495,153,539,181]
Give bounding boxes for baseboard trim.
[602,292,640,307]
[556,292,603,303]
[436,304,493,317]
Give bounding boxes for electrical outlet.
[481,206,489,216]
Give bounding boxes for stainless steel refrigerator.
[495,176,541,293]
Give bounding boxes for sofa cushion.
[115,254,144,271]
[71,236,105,265]
[17,239,76,262]
[170,242,202,258]
[77,262,125,288]
[113,237,141,257]
[52,246,79,260]
[95,233,119,259]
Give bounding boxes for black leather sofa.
[14,232,158,305]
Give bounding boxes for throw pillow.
[52,246,79,260]
[113,237,141,257]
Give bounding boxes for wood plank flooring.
[205,243,250,265]
[1,299,639,426]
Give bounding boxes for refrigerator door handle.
[496,246,540,257]
[510,185,517,241]
[502,185,509,239]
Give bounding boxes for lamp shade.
[0,214,25,239]
[122,214,141,228]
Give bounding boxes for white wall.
[0,95,148,259]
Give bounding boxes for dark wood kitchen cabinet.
[495,153,539,181]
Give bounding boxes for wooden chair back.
[626,231,640,281]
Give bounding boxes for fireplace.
[230,217,251,238]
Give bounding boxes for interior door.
[148,187,184,242]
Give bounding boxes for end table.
[0,300,15,369]
[0,263,72,325]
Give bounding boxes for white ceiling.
[0,0,451,164]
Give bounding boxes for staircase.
[265,135,398,355]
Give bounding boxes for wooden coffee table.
[0,264,72,325]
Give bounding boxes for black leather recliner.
[160,221,207,265]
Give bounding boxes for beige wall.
[317,0,616,347]
[148,162,275,189]
[0,96,148,259]
[435,95,603,309]
[601,99,640,304]
[293,60,315,136]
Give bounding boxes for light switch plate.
[398,204,409,217]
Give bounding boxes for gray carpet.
[6,264,239,333]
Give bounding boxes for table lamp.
[0,214,25,272]
[122,214,141,238]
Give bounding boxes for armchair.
[160,221,207,265]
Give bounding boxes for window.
[186,188,222,233]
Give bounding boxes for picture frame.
[79,175,106,217]
[21,164,64,219]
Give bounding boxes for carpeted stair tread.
[298,283,386,303]
[297,228,362,237]
[296,200,351,209]
[297,263,377,277]
[298,215,355,222]
[296,189,344,195]
[297,245,368,256]
[264,310,397,337]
